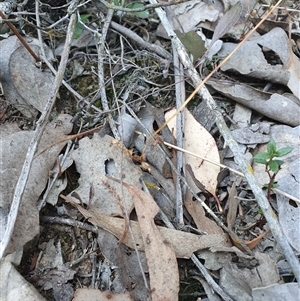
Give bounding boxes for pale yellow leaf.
[165,108,220,194]
[126,184,179,301]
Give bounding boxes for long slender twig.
[97,10,120,140]
[110,21,172,60]
[100,0,191,13]
[149,0,300,283]
[0,10,40,62]
[173,46,185,226]
[0,0,78,260]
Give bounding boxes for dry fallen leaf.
[66,198,231,258]
[165,108,220,195]
[230,229,271,251]
[0,36,54,117]
[67,134,143,216]
[0,114,73,256]
[125,183,179,301]
[165,108,223,233]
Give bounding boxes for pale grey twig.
[173,46,185,226]
[149,0,300,283]
[110,21,172,60]
[97,9,120,139]
[100,0,191,13]
[190,260,233,301]
[0,0,78,260]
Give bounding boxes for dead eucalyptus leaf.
[219,27,300,99]
[210,1,242,49]
[0,36,54,117]
[207,79,300,126]
[0,114,73,256]
[67,134,143,216]
[165,108,220,194]
[67,199,231,259]
[230,229,271,251]
[125,184,179,301]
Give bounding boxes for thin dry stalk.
[98,9,120,140]
[173,45,185,226]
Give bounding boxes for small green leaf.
[267,139,277,155]
[269,160,279,173]
[127,3,149,18]
[176,30,206,63]
[254,152,270,164]
[275,146,293,157]
[73,14,91,39]
[273,159,284,167]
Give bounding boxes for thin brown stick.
[0,10,40,62]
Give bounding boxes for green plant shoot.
[254,139,293,198]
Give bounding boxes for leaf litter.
[0,0,300,300]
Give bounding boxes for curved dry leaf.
[165,108,220,194]
[0,36,54,117]
[125,184,179,301]
[67,199,231,259]
[230,229,271,251]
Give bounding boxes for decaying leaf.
[125,183,179,301]
[166,108,223,232]
[252,283,300,301]
[219,252,280,300]
[208,1,242,54]
[207,79,300,127]
[277,158,300,253]
[135,102,173,178]
[219,27,300,99]
[176,30,206,63]
[165,108,220,195]
[0,36,54,117]
[184,195,225,235]
[67,134,143,216]
[66,199,231,259]
[0,259,47,301]
[230,229,271,251]
[0,114,73,256]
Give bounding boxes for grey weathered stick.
[110,21,172,60]
[98,9,120,140]
[149,0,300,283]
[0,0,78,260]
[173,47,185,226]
